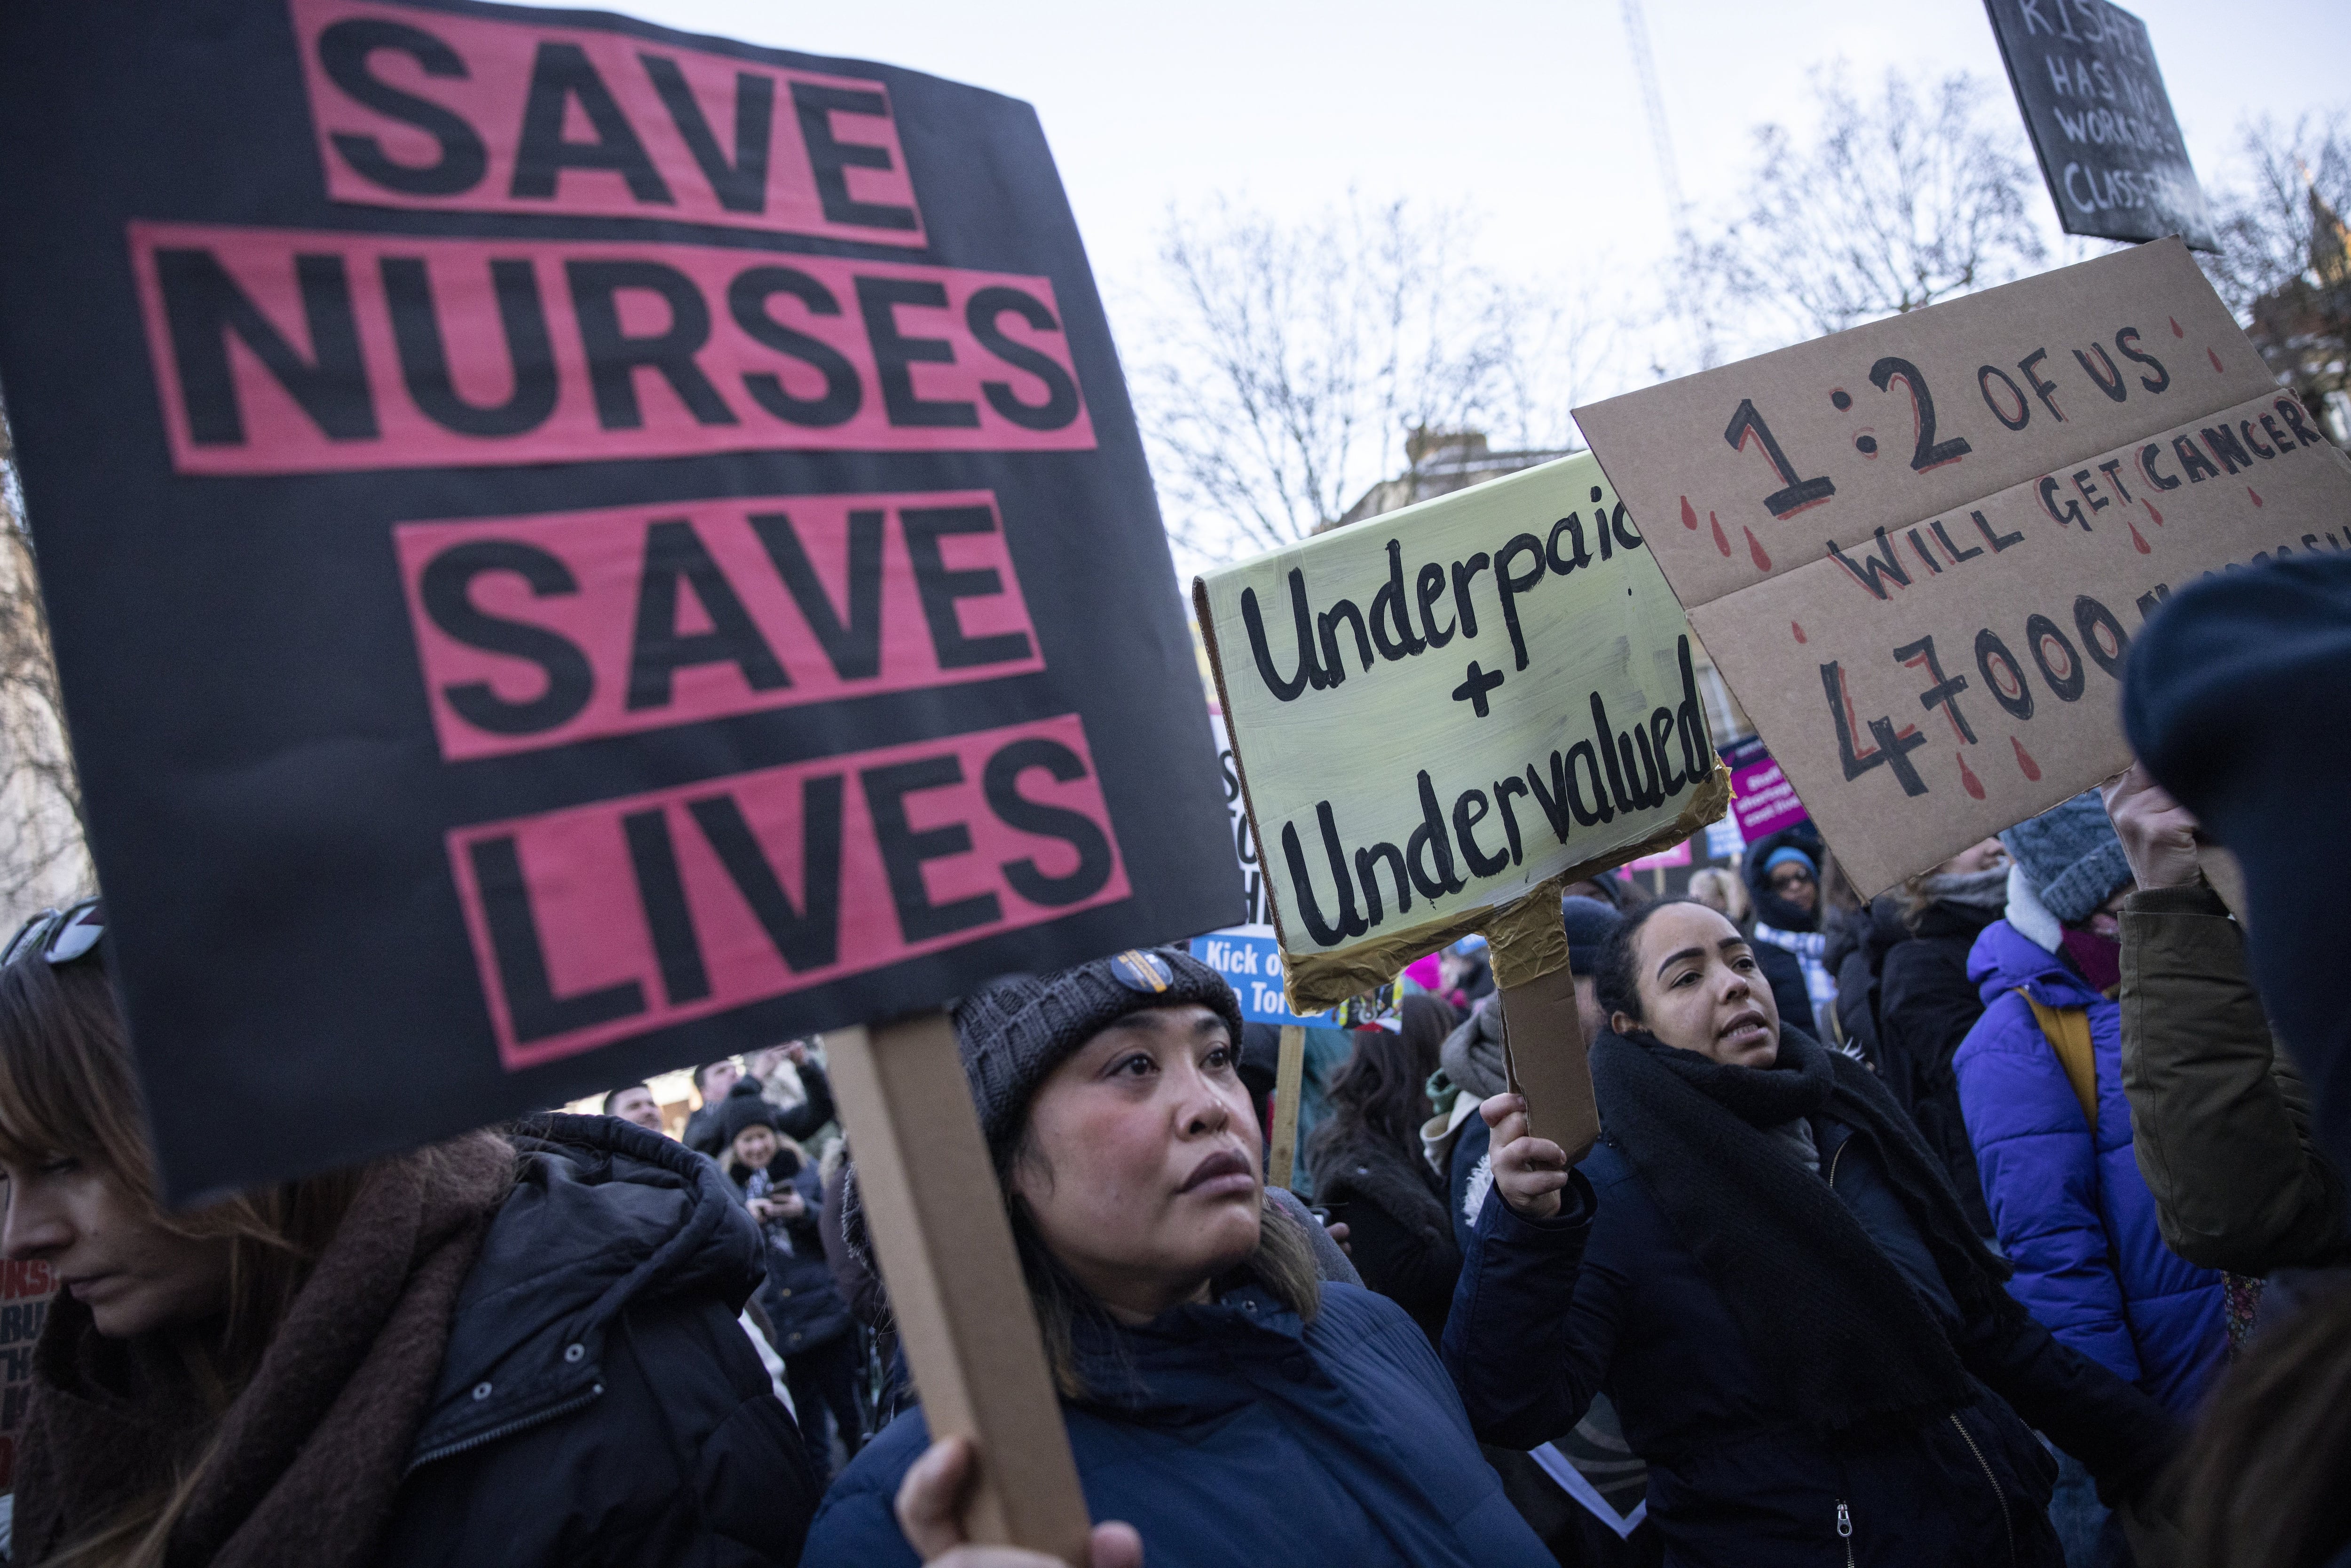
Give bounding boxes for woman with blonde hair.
[0,900,816,1567]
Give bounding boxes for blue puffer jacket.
[802,1280,1553,1568]
[1957,920,2227,1417]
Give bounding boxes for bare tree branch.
[1133,196,1603,565]
[0,387,93,923]
[2202,112,2351,437]
[1688,67,2049,350]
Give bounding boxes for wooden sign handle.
[824,1014,1092,1565]
[1267,1023,1307,1190]
[1495,962,1601,1166]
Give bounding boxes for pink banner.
[397,489,1042,761]
[288,0,925,245]
[448,714,1129,1068]
[129,221,1094,475]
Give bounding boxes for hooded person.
[1952,794,2227,1426]
[0,908,818,1568]
[2119,552,2351,1568]
[1444,897,2183,1568]
[802,947,1556,1568]
[1740,826,1830,1039]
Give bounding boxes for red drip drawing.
[1957,750,1985,800]
[2142,497,2163,527]
[2169,316,2183,338]
[1791,621,1807,644]
[2011,737,2042,781]
[1746,527,1773,571]
[2248,486,2264,507]
[1710,511,1731,556]
[1680,495,1699,529]
[2127,518,2151,554]
[2208,347,2225,374]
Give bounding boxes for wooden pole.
[1267,1023,1307,1190]
[1496,963,1601,1162]
[824,1014,1092,1564]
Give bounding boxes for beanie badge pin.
[1108,950,1174,993]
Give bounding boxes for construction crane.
[1619,0,1685,238]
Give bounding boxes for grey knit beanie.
[956,946,1246,1166]
[1999,791,2131,926]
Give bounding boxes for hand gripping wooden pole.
[824,1013,1092,1565]
[1266,1024,1307,1190]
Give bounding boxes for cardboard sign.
[0,0,1239,1198]
[1578,240,2351,894]
[1982,0,2217,251]
[1194,452,1728,1012]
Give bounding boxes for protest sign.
[1577,239,2351,895]
[0,0,1235,1193]
[1722,736,1812,842]
[1983,0,2217,251]
[1196,453,1729,1149]
[0,4,1245,1553]
[0,1261,53,1493]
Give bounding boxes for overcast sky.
[505,0,2349,310]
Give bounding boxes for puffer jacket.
[803,1281,1553,1568]
[1443,1108,2173,1568]
[2120,884,2351,1273]
[1956,920,2228,1417]
[381,1116,818,1566]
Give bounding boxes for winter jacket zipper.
[1947,1411,2012,1561]
[1836,1499,1854,1568]
[404,1382,606,1475]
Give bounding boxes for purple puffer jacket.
[1954,919,2226,1418]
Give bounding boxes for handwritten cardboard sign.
[0,0,1239,1198]
[1194,453,1727,1012]
[1982,0,2216,251]
[1578,239,2351,894]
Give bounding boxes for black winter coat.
[1879,899,2002,1235]
[1825,898,1908,1066]
[1444,1118,2175,1568]
[730,1149,854,1356]
[1314,1130,1462,1347]
[380,1116,818,1567]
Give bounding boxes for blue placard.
[1189,929,1338,1026]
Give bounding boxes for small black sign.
[1983,0,2217,252]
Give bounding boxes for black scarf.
[1589,1027,2019,1436]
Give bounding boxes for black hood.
[1744,823,1825,933]
[406,1114,763,1468]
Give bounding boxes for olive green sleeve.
[2120,886,2350,1273]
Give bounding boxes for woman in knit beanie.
[803,947,1556,1568]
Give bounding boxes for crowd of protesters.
[0,554,2347,1568]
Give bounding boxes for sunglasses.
[1,898,104,969]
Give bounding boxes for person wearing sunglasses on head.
[0,900,820,1568]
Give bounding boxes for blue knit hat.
[1999,792,2130,926]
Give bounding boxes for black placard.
[0,0,1239,1200]
[1983,0,2217,252]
